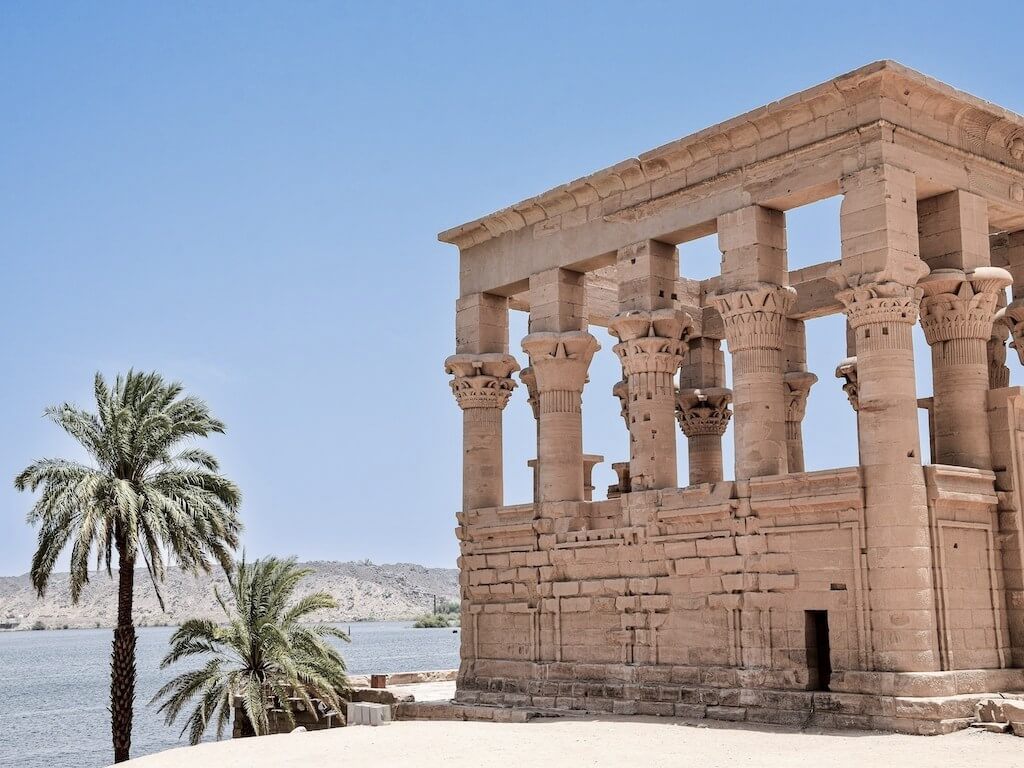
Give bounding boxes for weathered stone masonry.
[442,62,1024,733]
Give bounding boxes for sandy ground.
[120,716,1020,768]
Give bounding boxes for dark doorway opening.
[805,610,831,691]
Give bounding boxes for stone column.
[712,206,794,480]
[445,293,519,512]
[918,190,1011,470]
[990,317,1011,389]
[582,454,604,501]
[612,379,629,430]
[836,307,860,462]
[783,319,816,474]
[996,231,1024,363]
[609,240,692,491]
[919,269,1010,468]
[835,358,859,413]
[519,367,541,504]
[678,336,731,485]
[783,371,817,473]
[522,268,600,503]
[829,163,939,672]
[676,388,733,484]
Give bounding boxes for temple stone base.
[455,661,1024,734]
[456,462,1024,735]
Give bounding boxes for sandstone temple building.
[441,61,1024,733]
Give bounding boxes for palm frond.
[154,556,350,743]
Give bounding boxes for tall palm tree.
[15,371,241,763]
[154,556,350,743]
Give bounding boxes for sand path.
[121,716,1020,768]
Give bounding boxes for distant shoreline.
[0,616,435,633]
[0,560,459,634]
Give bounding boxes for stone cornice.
[439,61,1024,251]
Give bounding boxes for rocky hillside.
[0,560,459,630]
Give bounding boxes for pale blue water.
[0,622,459,768]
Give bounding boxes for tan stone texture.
[442,62,1024,732]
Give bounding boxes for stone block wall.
[455,461,1023,732]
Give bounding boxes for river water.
[0,622,460,768]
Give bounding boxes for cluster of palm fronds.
[154,556,350,744]
[15,371,349,762]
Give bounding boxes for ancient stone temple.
[440,61,1024,733]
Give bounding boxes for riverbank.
[1,621,459,768]
[118,716,1019,768]
[0,615,453,632]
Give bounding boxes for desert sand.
[120,717,1019,768]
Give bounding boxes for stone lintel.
[443,62,1024,298]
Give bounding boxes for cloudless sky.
[2,1,1023,576]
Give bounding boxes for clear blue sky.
[2,2,1023,576]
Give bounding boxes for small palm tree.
[154,556,350,744]
[15,371,241,763]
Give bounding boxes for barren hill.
[0,560,459,630]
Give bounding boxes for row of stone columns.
[447,171,1013,500]
[830,188,1013,472]
[445,213,825,508]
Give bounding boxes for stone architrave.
[609,308,693,491]
[919,267,1011,469]
[676,387,732,484]
[521,331,600,503]
[444,353,519,511]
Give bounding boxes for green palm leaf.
[15,370,242,763]
[153,556,350,744]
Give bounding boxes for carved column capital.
[998,300,1024,366]
[608,308,693,374]
[990,319,1011,388]
[709,284,795,352]
[521,331,600,413]
[445,353,519,410]
[676,387,733,438]
[783,370,817,423]
[519,366,539,419]
[918,267,1011,345]
[834,357,859,412]
[612,379,629,429]
[833,280,923,329]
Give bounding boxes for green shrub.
[412,613,452,628]
[437,600,461,615]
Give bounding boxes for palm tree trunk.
[111,537,136,763]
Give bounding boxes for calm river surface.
[0,621,459,768]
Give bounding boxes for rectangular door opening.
[805,610,831,691]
